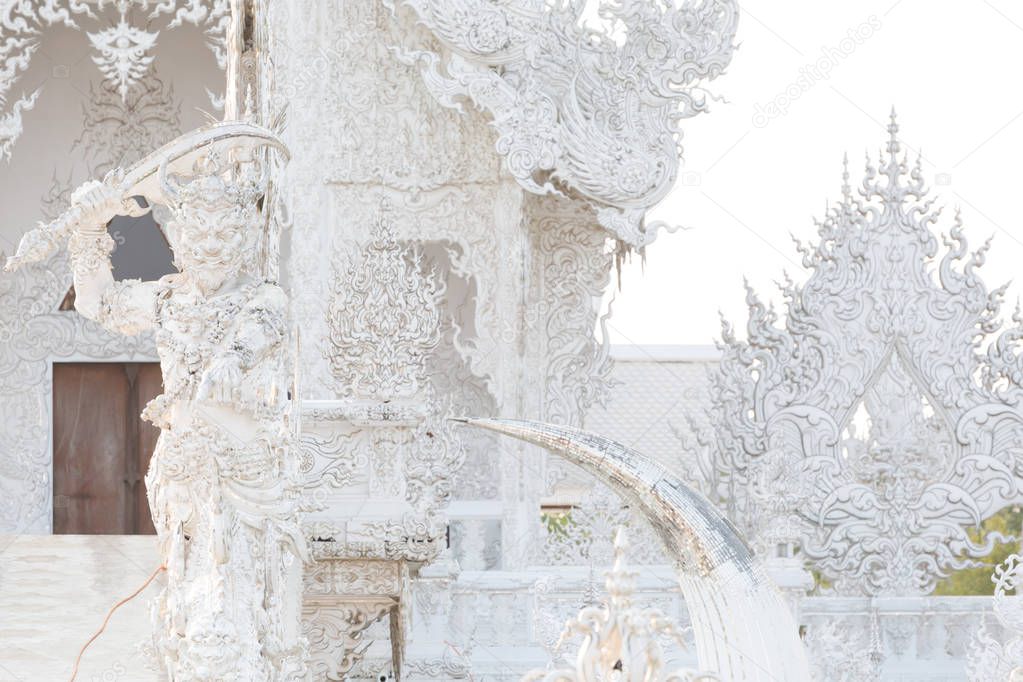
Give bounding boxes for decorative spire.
[706,114,1023,603]
[841,152,851,202]
[605,526,635,611]
[886,106,900,159]
[864,106,923,206]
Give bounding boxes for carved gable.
[702,114,1023,596]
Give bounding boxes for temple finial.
[612,525,628,570]
[606,525,634,609]
[887,107,900,158]
[841,152,851,200]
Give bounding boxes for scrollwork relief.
[303,601,395,681]
[0,0,226,161]
[324,214,444,402]
[968,554,1023,681]
[699,114,1023,596]
[395,0,739,247]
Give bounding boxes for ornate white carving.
[527,197,616,427]
[395,0,739,247]
[969,554,1023,681]
[87,9,160,101]
[0,88,40,161]
[0,0,227,161]
[697,114,1023,597]
[73,74,182,174]
[525,528,715,682]
[324,216,443,402]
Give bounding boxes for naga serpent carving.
[463,417,812,682]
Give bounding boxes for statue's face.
[160,151,266,291]
[169,201,255,290]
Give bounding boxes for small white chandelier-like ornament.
[524,527,717,682]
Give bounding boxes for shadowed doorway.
[52,362,162,534]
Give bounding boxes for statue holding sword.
[7,123,310,680]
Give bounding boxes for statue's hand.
[4,225,61,271]
[69,172,147,234]
[196,353,243,405]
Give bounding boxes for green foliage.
[541,509,574,538]
[932,506,1023,596]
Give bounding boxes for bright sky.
[609,0,1023,346]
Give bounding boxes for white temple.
[2,2,1023,681]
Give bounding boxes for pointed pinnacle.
[841,152,851,199]
[887,108,900,158]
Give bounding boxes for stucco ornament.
[0,0,228,160]
[87,6,160,102]
[9,122,308,680]
[524,527,716,682]
[395,0,738,247]
[0,89,40,161]
[324,217,443,403]
[693,113,1023,597]
[969,553,1023,681]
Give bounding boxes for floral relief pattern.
[696,115,1023,596]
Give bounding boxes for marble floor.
[0,534,161,681]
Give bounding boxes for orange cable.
[68,564,166,682]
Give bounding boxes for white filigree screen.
[694,114,1023,597]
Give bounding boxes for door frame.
[0,277,158,534]
[45,349,161,533]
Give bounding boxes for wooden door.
[52,362,162,534]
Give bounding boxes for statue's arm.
[229,283,289,368]
[68,178,157,335]
[197,283,289,407]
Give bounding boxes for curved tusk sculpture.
[462,417,811,682]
